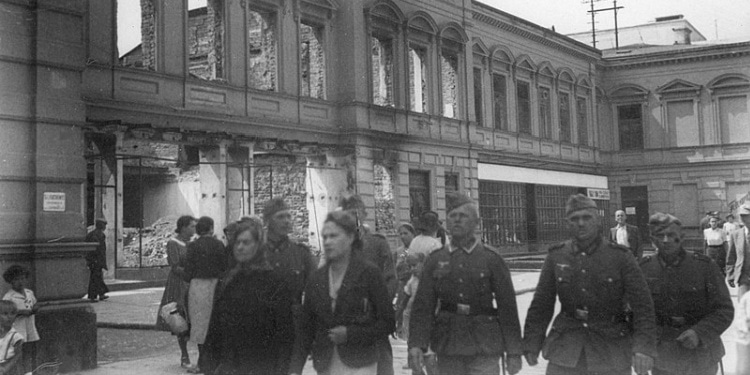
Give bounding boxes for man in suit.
[611,209,643,259]
[727,203,750,300]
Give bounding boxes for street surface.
[75,272,743,375]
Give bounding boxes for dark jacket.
[356,229,398,298]
[610,224,643,259]
[85,229,107,270]
[289,257,395,374]
[261,235,317,305]
[523,237,657,372]
[183,235,227,281]
[640,249,733,374]
[202,267,294,375]
[408,241,523,357]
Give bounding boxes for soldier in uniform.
[641,212,733,375]
[523,194,657,375]
[408,193,523,375]
[259,198,317,373]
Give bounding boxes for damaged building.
[3,0,750,282]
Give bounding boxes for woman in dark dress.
[290,211,395,375]
[156,215,195,368]
[202,220,294,375]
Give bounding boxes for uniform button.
[607,278,613,283]
[458,278,463,283]
[459,264,464,268]
[581,288,587,293]
[581,269,587,274]
[276,263,280,267]
[558,277,563,281]
[459,293,464,298]
[583,322,588,328]
[581,253,587,256]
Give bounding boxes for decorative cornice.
[471,11,600,64]
[601,45,750,71]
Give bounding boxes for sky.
[478,0,750,43]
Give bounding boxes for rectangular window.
[576,97,588,146]
[473,68,483,126]
[479,180,527,247]
[618,104,644,150]
[559,92,571,142]
[493,74,508,130]
[517,81,531,134]
[445,173,460,194]
[539,87,552,139]
[409,170,430,221]
[667,100,699,147]
[719,96,750,144]
[118,0,156,70]
[441,50,459,119]
[535,184,578,243]
[300,21,326,99]
[248,9,276,91]
[371,36,394,107]
[408,46,428,113]
[188,0,224,80]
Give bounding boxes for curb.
[97,322,157,330]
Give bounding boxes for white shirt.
[724,222,738,241]
[408,235,443,256]
[704,228,726,246]
[2,289,39,342]
[616,225,629,247]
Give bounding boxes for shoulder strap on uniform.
[639,254,653,265]
[691,251,711,262]
[547,241,567,253]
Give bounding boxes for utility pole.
[585,0,624,49]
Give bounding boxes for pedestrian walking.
[156,215,196,368]
[408,192,523,375]
[2,266,39,375]
[723,214,739,241]
[394,223,416,341]
[339,194,397,375]
[85,218,109,302]
[183,216,227,374]
[408,211,443,257]
[703,215,728,276]
[727,202,750,301]
[289,210,395,375]
[641,212,733,375]
[523,194,657,375]
[610,209,643,259]
[202,219,294,375]
[259,198,317,372]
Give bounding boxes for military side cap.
[739,203,750,216]
[446,192,474,213]
[648,212,682,233]
[565,194,597,216]
[263,197,289,221]
[95,218,107,225]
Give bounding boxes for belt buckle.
[574,308,589,321]
[457,303,471,315]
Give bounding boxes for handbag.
[160,302,189,334]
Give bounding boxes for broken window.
[559,92,571,142]
[188,0,224,81]
[408,45,428,113]
[473,67,484,126]
[441,49,459,119]
[576,97,589,146]
[493,74,508,130]
[300,21,326,99]
[517,81,531,134]
[371,36,394,107]
[248,8,276,91]
[539,86,552,139]
[117,0,156,70]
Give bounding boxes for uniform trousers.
[652,362,717,375]
[546,350,630,375]
[88,267,109,299]
[437,354,499,375]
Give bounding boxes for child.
[3,266,38,375]
[396,253,437,374]
[0,300,23,375]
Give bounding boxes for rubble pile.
[120,216,177,267]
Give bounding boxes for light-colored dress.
[323,266,377,375]
[0,328,22,363]
[3,289,39,342]
[401,276,420,341]
[156,237,191,332]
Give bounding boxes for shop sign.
[587,188,610,200]
[43,192,66,212]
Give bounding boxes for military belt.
[657,315,694,328]
[564,309,623,323]
[440,302,497,316]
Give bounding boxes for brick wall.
[140,0,156,70]
[248,9,276,90]
[254,154,310,245]
[374,162,396,235]
[188,4,223,80]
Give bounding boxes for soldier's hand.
[632,352,653,374]
[506,355,523,375]
[676,329,700,349]
[523,351,538,366]
[327,326,347,345]
[408,347,425,375]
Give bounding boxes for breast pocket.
[554,263,573,284]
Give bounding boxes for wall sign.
[626,207,636,215]
[43,192,66,212]
[587,188,610,200]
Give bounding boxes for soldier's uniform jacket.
[523,237,657,372]
[640,248,733,374]
[261,235,317,305]
[408,239,522,357]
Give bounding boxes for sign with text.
[626,207,636,215]
[43,192,66,212]
[587,188,610,200]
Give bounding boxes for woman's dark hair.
[175,215,196,234]
[398,223,416,235]
[231,219,264,249]
[325,211,363,252]
[3,265,30,284]
[196,216,214,236]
